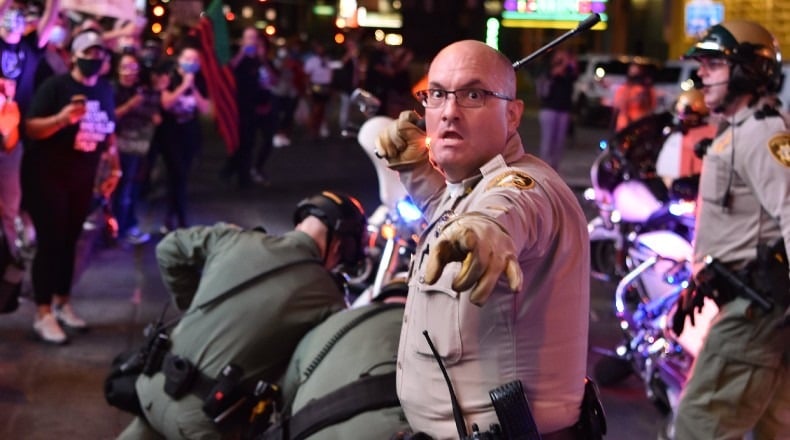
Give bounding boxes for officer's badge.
[768,132,790,168]
[488,171,535,190]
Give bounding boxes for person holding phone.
[158,41,212,232]
[23,29,119,344]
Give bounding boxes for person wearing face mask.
[158,42,212,232]
[611,62,657,132]
[0,0,61,119]
[225,27,277,188]
[33,14,70,88]
[23,29,120,344]
[0,0,60,262]
[112,53,162,246]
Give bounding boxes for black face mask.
[76,58,104,78]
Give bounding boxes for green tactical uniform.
[276,302,411,439]
[118,223,345,440]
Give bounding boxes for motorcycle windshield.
[610,111,675,177]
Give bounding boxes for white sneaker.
[53,303,88,331]
[124,227,151,245]
[273,134,292,148]
[34,313,68,344]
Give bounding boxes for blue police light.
[599,140,608,150]
[396,198,422,223]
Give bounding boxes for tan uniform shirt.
[396,134,590,438]
[694,103,790,272]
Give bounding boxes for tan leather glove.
[424,213,523,306]
[375,110,428,170]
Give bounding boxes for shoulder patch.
[487,170,535,191]
[768,132,790,168]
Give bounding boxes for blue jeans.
[112,153,143,237]
[538,109,571,170]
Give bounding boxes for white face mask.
[48,25,68,46]
[1,9,24,36]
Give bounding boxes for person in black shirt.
[158,43,212,231]
[24,29,119,344]
[226,27,276,187]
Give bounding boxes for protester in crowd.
[376,40,592,438]
[0,74,22,311]
[270,40,304,148]
[387,46,415,116]
[117,191,367,439]
[112,52,161,245]
[3,0,60,224]
[226,27,277,188]
[537,48,577,170]
[33,10,70,88]
[364,39,395,116]
[0,0,60,115]
[332,37,361,132]
[671,20,790,439]
[24,29,119,344]
[158,42,212,232]
[303,40,334,140]
[612,62,657,132]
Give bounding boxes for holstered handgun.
[578,377,607,440]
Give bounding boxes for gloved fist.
[375,110,428,170]
[671,279,705,336]
[424,213,523,306]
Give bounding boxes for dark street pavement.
[0,109,665,439]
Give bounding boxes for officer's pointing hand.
[424,213,523,306]
[375,110,428,170]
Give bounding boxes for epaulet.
[754,104,781,120]
[767,131,790,168]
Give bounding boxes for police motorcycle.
[339,88,426,305]
[585,110,698,284]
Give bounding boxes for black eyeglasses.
[415,88,514,108]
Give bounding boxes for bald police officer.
[377,40,590,439]
[672,20,790,439]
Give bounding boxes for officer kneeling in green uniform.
[672,21,790,439]
[117,191,367,440]
[261,283,412,440]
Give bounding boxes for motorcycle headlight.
[396,198,422,223]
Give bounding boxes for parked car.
[573,54,700,126]
[653,59,699,111]
[573,54,657,126]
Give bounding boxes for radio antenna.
[423,330,468,439]
[512,13,601,70]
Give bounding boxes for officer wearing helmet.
[117,191,367,439]
[672,20,790,439]
[655,89,717,185]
